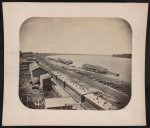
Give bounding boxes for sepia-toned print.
[19,17,132,110]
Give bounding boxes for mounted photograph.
[3,3,148,126]
[19,17,132,110]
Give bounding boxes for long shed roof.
[45,97,76,108]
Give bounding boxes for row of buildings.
[19,52,78,109]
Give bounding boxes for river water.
[50,54,131,83]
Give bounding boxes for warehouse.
[40,73,52,91]
[29,62,48,84]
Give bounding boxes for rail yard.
[19,52,131,110]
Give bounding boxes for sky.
[20,17,132,55]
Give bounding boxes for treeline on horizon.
[112,54,132,58]
[20,50,132,58]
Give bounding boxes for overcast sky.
[20,17,132,55]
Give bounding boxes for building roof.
[40,73,51,80]
[29,62,48,74]
[32,77,40,84]
[45,97,76,108]
[29,62,40,71]
[21,60,34,65]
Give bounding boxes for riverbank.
[49,54,131,83]
[36,54,131,109]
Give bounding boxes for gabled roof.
[40,73,51,80]
[29,62,40,71]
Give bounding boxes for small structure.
[22,52,33,59]
[40,73,52,91]
[20,61,34,72]
[45,97,76,109]
[20,60,34,67]
[29,62,47,84]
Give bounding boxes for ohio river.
[50,54,131,83]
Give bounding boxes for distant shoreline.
[112,54,132,59]
[21,51,132,58]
